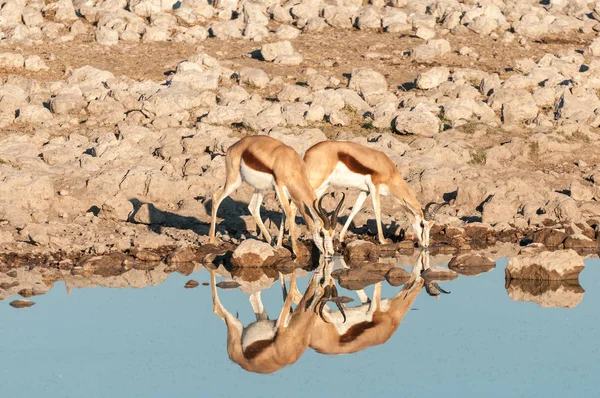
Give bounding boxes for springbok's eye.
[420,222,425,229]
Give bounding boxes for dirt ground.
[2,28,596,89]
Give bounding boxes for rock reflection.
[505,279,585,309]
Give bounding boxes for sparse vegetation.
[570,130,591,143]
[529,141,540,160]
[469,148,487,164]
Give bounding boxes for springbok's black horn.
[423,202,436,221]
[314,199,330,230]
[330,192,345,229]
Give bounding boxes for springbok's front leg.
[339,191,368,243]
[369,185,386,244]
[275,185,299,257]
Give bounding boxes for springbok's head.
[414,202,449,248]
[313,193,345,257]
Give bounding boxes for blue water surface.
[1,258,598,398]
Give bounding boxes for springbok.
[210,267,327,374]
[209,135,344,257]
[305,251,432,355]
[302,141,448,247]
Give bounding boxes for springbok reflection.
[307,250,432,355]
[210,267,326,374]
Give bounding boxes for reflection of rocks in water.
[65,262,171,290]
[230,266,279,294]
[422,266,458,280]
[184,280,200,289]
[216,280,241,289]
[0,267,55,301]
[10,299,35,308]
[506,279,585,308]
[385,267,411,286]
[506,249,585,281]
[448,254,495,276]
[230,239,291,268]
[332,261,394,290]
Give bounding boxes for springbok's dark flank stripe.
[338,152,375,176]
[339,321,377,343]
[243,339,274,360]
[242,150,272,174]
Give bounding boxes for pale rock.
[327,110,349,126]
[261,40,295,62]
[274,53,303,65]
[24,56,49,72]
[132,203,166,225]
[271,5,293,24]
[231,239,287,267]
[416,26,435,40]
[0,53,25,69]
[348,68,389,105]
[210,20,243,39]
[67,66,115,87]
[311,89,345,111]
[481,195,519,225]
[275,25,300,40]
[95,28,119,45]
[143,26,170,42]
[489,88,538,123]
[277,84,310,102]
[589,37,600,57]
[304,104,325,122]
[506,250,584,281]
[337,88,372,115]
[411,44,440,61]
[356,7,382,30]
[569,181,594,201]
[243,23,269,41]
[239,67,270,88]
[101,196,134,222]
[27,224,49,246]
[393,109,440,137]
[129,0,179,17]
[16,105,53,124]
[416,67,450,90]
[168,69,219,91]
[268,127,326,153]
[50,93,87,114]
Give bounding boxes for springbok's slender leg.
[339,191,368,242]
[277,211,286,247]
[275,185,298,255]
[249,292,268,321]
[367,282,382,316]
[276,270,297,331]
[248,190,272,243]
[277,200,296,247]
[356,289,370,304]
[370,186,386,244]
[209,177,242,243]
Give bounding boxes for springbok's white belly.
[241,160,275,191]
[326,299,391,335]
[326,162,370,191]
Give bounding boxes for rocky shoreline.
[1,0,600,260]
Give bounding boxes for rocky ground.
[1,0,600,266]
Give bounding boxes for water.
[1,256,599,398]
